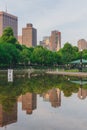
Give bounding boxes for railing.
[0,64,87,72]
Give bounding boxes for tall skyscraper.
[0,11,18,39]
[77,39,87,51]
[50,30,61,51]
[22,23,37,47]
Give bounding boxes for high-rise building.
[40,36,50,49]
[22,23,37,47]
[77,39,87,51]
[0,11,18,39]
[40,31,61,51]
[50,30,61,51]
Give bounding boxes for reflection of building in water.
[43,93,50,101]
[22,92,37,114]
[17,95,22,102]
[43,88,61,108]
[78,87,87,100]
[49,88,61,107]
[0,103,17,127]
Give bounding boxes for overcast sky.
[0,0,87,46]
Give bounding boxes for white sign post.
[8,69,13,82]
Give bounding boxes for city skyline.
[0,0,87,46]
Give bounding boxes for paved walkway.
[46,71,87,77]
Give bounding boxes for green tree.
[82,49,87,59]
[59,42,78,64]
[30,46,61,66]
[0,44,11,66]
[53,52,61,65]
[0,43,20,67]
[30,46,48,65]
[45,50,54,65]
[20,47,32,65]
[0,27,17,44]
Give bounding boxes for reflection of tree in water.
[0,72,87,110]
[0,72,87,128]
[61,83,79,97]
[67,77,87,98]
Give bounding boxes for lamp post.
[80,49,83,72]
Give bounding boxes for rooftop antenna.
[5,3,7,12]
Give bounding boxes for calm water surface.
[0,70,87,130]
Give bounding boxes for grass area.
[65,69,79,72]
[55,68,79,72]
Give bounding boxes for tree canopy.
[58,42,79,64]
[0,27,17,44]
[0,27,87,68]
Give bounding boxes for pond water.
[0,70,87,130]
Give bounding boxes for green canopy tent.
[68,59,87,72]
[70,59,87,64]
